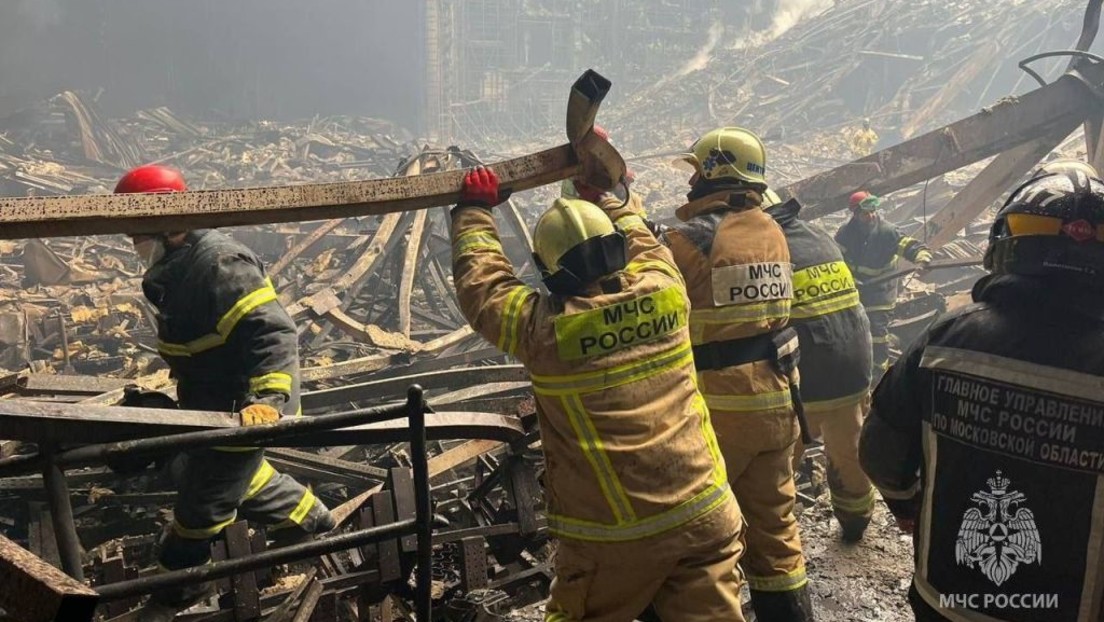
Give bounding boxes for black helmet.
[984,168,1104,280]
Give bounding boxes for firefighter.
[764,194,875,542]
[450,165,745,621]
[847,118,879,158]
[665,128,814,621]
[834,191,931,383]
[114,165,335,618]
[860,167,1104,620]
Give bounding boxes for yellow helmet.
[1033,159,1099,180]
[532,198,626,295]
[675,127,767,186]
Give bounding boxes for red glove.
[458,166,501,209]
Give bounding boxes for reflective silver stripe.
[875,479,921,500]
[1079,477,1104,620]
[546,483,731,542]
[776,332,799,359]
[920,345,1104,402]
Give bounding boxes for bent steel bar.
[96,519,417,601]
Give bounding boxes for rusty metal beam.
[786,64,1104,218]
[925,130,1074,248]
[0,533,98,622]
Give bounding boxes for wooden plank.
[224,522,260,621]
[0,400,235,444]
[926,130,1073,248]
[398,210,429,338]
[0,145,579,239]
[787,65,1104,218]
[0,532,98,622]
[428,440,504,484]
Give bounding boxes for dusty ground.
[504,498,915,621]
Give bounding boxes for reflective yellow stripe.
[804,389,868,413]
[249,371,293,394]
[702,389,792,413]
[173,514,237,539]
[453,230,503,256]
[244,459,276,500]
[853,260,896,277]
[870,336,890,344]
[877,480,921,500]
[562,393,636,523]
[831,486,876,514]
[689,299,790,326]
[553,286,686,360]
[530,343,693,396]
[287,488,317,525]
[158,279,278,357]
[625,258,682,281]
[614,214,647,231]
[547,482,731,542]
[864,303,896,312]
[896,236,917,254]
[496,286,533,356]
[694,388,727,485]
[746,566,808,592]
[545,613,577,622]
[790,290,860,319]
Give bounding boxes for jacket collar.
[676,189,763,222]
[765,198,802,225]
[973,273,1104,321]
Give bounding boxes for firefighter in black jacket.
[834,191,931,382]
[115,166,335,617]
[860,167,1104,621]
[766,196,875,542]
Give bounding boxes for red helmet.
[849,191,871,208]
[114,165,187,194]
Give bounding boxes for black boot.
[749,585,815,622]
[838,513,872,543]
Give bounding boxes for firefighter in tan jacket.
[451,166,745,622]
[664,128,814,621]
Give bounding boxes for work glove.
[240,403,281,426]
[457,166,506,209]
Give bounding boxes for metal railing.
[0,385,433,620]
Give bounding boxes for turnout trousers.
[154,448,332,604]
[793,399,876,528]
[713,409,807,596]
[544,499,745,622]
